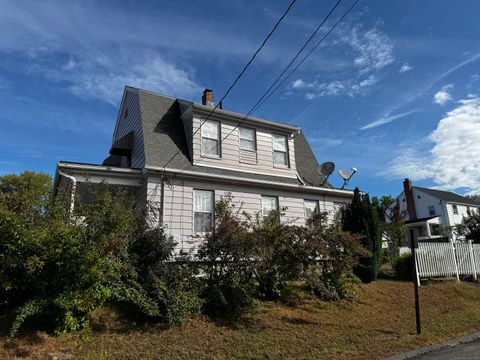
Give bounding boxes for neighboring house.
[390,178,480,242]
[54,87,353,252]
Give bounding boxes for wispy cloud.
[290,21,394,100]
[383,97,480,194]
[398,63,413,73]
[433,84,453,105]
[361,109,418,130]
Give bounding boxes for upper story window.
[194,189,214,233]
[452,204,458,215]
[239,127,256,151]
[272,134,288,166]
[201,120,220,157]
[428,205,436,216]
[304,200,319,221]
[261,195,278,219]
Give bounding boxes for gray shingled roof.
[138,89,330,188]
[414,186,480,206]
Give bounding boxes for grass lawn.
[3,280,480,359]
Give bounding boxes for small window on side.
[261,195,278,219]
[272,134,288,166]
[304,200,319,221]
[239,127,256,151]
[194,189,214,233]
[452,204,458,215]
[201,120,220,157]
[428,205,435,216]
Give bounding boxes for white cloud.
[358,75,377,87]
[399,63,413,73]
[384,97,480,194]
[433,84,453,105]
[343,25,395,74]
[291,79,306,89]
[361,109,418,130]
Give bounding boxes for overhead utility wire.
[252,0,360,112]
[193,0,359,168]
[161,0,298,170]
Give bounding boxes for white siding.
[147,176,350,252]
[114,91,145,168]
[191,115,297,178]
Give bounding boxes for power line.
[162,0,298,170]
[252,0,360,112]
[193,0,359,168]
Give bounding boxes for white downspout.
[58,171,77,215]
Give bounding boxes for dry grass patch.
[3,280,480,359]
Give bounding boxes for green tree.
[341,188,382,283]
[461,208,480,243]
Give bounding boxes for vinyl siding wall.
[147,175,350,252]
[191,115,297,178]
[113,91,145,168]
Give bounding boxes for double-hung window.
[452,204,458,215]
[272,134,288,166]
[202,120,220,156]
[304,200,319,221]
[428,205,436,216]
[194,190,214,233]
[261,195,278,219]
[239,127,256,151]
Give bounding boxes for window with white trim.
[304,200,319,220]
[239,127,256,151]
[272,134,288,166]
[194,190,214,233]
[261,195,278,219]
[428,205,436,216]
[201,120,220,156]
[452,204,458,215]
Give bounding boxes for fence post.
[452,241,460,282]
[468,240,477,281]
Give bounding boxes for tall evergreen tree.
[342,188,382,283]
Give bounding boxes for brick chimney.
[403,178,417,220]
[202,88,214,107]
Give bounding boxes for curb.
[383,331,480,360]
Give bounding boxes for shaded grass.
[3,280,480,359]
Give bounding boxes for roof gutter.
[145,165,353,198]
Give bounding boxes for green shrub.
[303,214,365,301]
[1,173,200,337]
[251,211,304,300]
[342,188,382,283]
[197,195,256,319]
[393,253,413,280]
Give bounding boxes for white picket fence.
[414,241,480,285]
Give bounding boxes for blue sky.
[1,0,480,197]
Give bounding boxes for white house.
[54,87,354,252]
[391,178,479,242]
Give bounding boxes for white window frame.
[201,120,221,157]
[452,204,458,215]
[193,189,214,233]
[304,199,320,221]
[428,205,436,216]
[272,134,289,167]
[239,127,256,152]
[261,195,279,219]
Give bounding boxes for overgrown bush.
[393,253,413,280]
[0,173,200,337]
[251,211,304,300]
[197,195,256,319]
[303,213,365,300]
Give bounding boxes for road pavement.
[410,339,480,360]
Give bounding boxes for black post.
[410,229,421,335]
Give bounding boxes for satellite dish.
[338,169,350,181]
[318,162,335,185]
[338,167,358,190]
